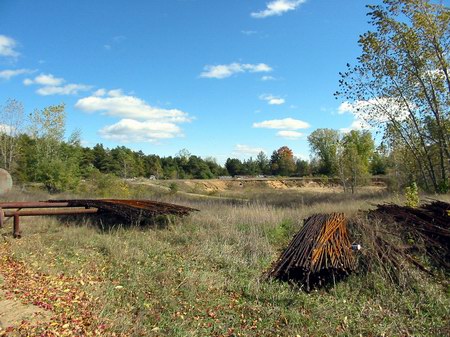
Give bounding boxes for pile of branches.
[368,200,450,272]
[267,213,356,290]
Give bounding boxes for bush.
[405,182,419,208]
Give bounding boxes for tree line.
[0,98,388,193]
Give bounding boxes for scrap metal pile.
[368,200,450,271]
[49,199,198,220]
[268,213,357,290]
[0,199,198,237]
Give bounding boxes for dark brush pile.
[48,199,199,225]
[268,213,356,290]
[369,200,450,271]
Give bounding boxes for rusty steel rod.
[3,208,98,217]
[0,201,70,209]
[0,207,4,228]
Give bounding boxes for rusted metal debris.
[0,199,198,238]
[369,200,450,271]
[268,213,356,290]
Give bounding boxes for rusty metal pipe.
[0,202,70,209]
[0,207,4,228]
[3,208,98,217]
[13,213,21,238]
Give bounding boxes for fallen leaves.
[0,242,115,336]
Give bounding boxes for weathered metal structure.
[0,199,198,238]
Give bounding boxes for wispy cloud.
[233,144,266,157]
[104,35,126,51]
[76,90,192,143]
[261,75,276,81]
[277,130,303,139]
[253,117,310,130]
[241,30,258,36]
[259,94,285,105]
[339,119,371,133]
[338,98,410,122]
[251,0,306,18]
[200,62,272,79]
[0,35,20,58]
[0,68,34,80]
[24,73,91,96]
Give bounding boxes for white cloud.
[0,124,12,134]
[241,30,258,36]
[338,98,410,122]
[75,90,191,122]
[253,117,310,130]
[77,90,192,143]
[23,73,91,96]
[34,73,64,86]
[36,84,92,96]
[200,62,272,79]
[93,88,107,96]
[0,69,33,80]
[260,94,285,105]
[251,0,306,18]
[277,130,303,139]
[339,119,371,133]
[233,144,266,157]
[99,119,182,143]
[261,75,276,81]
[0,35,19,58]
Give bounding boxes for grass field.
[0,183,449,336]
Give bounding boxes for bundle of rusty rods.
[0,199,199,238]
[268,213,356,289]
[369,200,450,271]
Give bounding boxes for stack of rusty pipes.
[0,202,98,238]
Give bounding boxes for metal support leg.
[0,207,4,228]
[13,213,21,238]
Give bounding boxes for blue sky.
[1,0,394,163]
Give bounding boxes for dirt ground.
[0,289,51,332]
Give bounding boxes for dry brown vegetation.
[0,182,448,336]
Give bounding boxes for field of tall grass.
[1,184,449,336]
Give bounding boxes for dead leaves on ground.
[0,242,114,336]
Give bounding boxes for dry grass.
[0,185,448,336]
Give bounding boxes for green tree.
[338,130,375,193]
[256,151,270,175]
[270,146,296,176]
[336,0,450,192]
[225,158,243,177]
[307,129,340,176]
[0,99,24,173]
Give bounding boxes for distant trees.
[0,99,24,172]
[336,0,450,192]
[0,98,392,193]
[270,146,296,176]
[338,130,375,193]
[307,129,340,176]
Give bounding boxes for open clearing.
[0,182,448,336]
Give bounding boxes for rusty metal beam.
[3,208,98,217]
[0,202,70,209]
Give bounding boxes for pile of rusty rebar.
[369,200,450,271]
[49,199,197,219]
[268,213,356,290]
